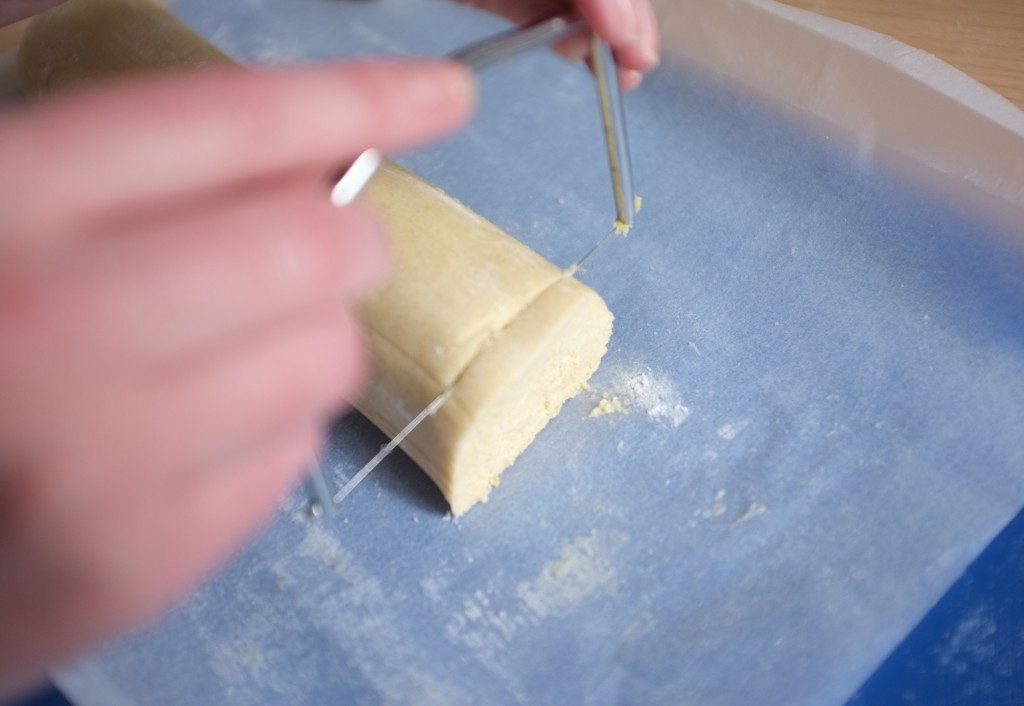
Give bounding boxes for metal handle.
[449,14,584,70]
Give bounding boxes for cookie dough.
[360,164,613,514]
[19,0,230,92]
[18,0,614,515]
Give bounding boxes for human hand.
[458,0,660,89]
[0,0,66,27]
[0,60,473,697]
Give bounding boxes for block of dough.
[18,0,614,516]
[359,165,613,514]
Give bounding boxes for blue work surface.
[42,1,1024,704]
[14,506,1024,705]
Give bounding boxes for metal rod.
[449,15,584,70]
[306,455,334,518]
[332,388,453,505]
[590,37,636,229]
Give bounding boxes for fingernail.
[621,69,643,91]
[644,45,661,70]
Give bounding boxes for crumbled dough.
[589,395,625,418]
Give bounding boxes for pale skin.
[0,0,659,697]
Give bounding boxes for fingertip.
[613,0,642,45]
[392,59,477,128]
[610,0,660,74]
[321,59,478,156]
[553,32,592,63]
[577,0,660,82]
[444,60,478,117]
[635,0,662,70]
[619,68,644,91]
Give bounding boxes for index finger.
[573,0,660,71]
[0,61,475,237]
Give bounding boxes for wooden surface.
[777,0,1024,111]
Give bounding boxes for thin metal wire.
[565,226,620,274]
[332,388,454,505]
[591,38,636,229]
[306,454,334,517]
[449,15,584,70]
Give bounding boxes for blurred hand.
[0,60,473,697]
[459,0,661,89]
[0,0,66,27]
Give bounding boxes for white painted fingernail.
[330,149,382,208]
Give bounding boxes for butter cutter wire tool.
[307,16,637,516]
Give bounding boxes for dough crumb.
[612,195,642,235]
[516,531,626,617]
[716,420,751,441]
[589,395,625,418]
[697,489,727,519]
[734,502,767,526]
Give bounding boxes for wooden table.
[777,0,1024,111]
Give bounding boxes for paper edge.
[52,662,137,706]
[760,0,1024,134]
[654,0,1024,228]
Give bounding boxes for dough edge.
[357,275,613,516]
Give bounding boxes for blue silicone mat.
[42,1,1024,704]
